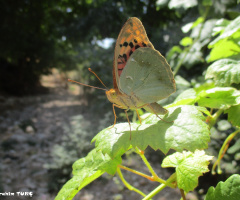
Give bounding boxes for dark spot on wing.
[123,54,127,62]
[135,45,140,50]
[129,50,133,57]
[123,42,128,47]
[134,39,138,43]
[129,42,134,48]
[142,42,147,47]
[120,44,122,47]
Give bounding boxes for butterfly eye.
[109,89,117,98]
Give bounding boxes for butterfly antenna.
[68,79,107,91]
[88,68,109,90]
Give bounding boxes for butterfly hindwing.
[113,17,154,89]
[119,47,176,103]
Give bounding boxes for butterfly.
[105,17,176,128]
[69,17,176,134]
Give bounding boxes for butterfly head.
[106,88,121,104]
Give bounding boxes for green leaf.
[194,81,215,93]
[92,105,210,157]
[168,89,197,107]
[181,17,204,33]
[206,59,240,87]
[55,149,121,200]
[205,174,240,200]
[208,16,240,62]
[212,18,230,36]
[225,105,240,127]
[180,37,193,46]
[162,150,213,193]
[166,45,182,61]
[207,34,240,62]
[209,16,240,46]
[197,87,240,109]
[169,0,198,10]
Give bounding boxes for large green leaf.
[209,16,240,46]
[206,59,240,87]
[92,105,210,157]
[208,16,240,62]
[205,174,240,200]
[55,149,121,200]
[207,34,240,62]
[162,150,212,193]
[225,105,240,128]
[197,87,240,109]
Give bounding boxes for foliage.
[204,174,240,200]
[15,0,237,199]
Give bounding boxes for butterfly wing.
[113,17,154,89]
[119,47,176,103]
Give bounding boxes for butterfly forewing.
[113,17,154,89]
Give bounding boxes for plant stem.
[135,148,174,188]
[180,189,186,200]
[117,167,147,197]
[142,173,177,200]
[212,129,240,174]
[118,165,154,181]
[208,109,224,128]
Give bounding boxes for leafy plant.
[55,1,240,200]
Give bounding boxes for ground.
[0,71,194,200]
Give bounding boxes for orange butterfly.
[69,17,176,133]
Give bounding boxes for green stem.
[212,129,240,174]
[208,109,224,129]
[142,173,177,200]
[118,165,154,181]
[173,50,188,76]
[135,148,174,188]
[117,167,147,197]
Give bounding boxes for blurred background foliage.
[2,0,237,95]
[1,0,240,197]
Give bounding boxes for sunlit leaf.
[92,105,210,157]
[225,105,240,127]
[212,18,230,36]
[208,16,240,61]
[55,149,121,200]
[180,37,193,46]
[166,45,182,61]
[209,16,240,46]
[162,150,213,193]
[207,34,240,62]
[181,17,204,33]
[197,87,240,109]
[206,59,240,87]
[168,88,197,107]
[205,175,240,200]
[169,0,197,10]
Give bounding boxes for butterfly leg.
[109,104,124,129]
[135,109,142,125]
[124,110,132,140]
[146,103,173,123]
[135,104,149,125]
